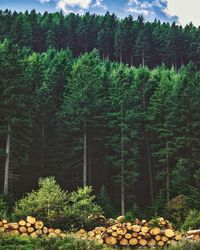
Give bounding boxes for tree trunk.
[41,116,45,176]
[166,140,170,202]
[131,55,133,67]
[121,103,125,216]
[120,44,122,64]
[145,133,154,203]
[142,85,154,203]
[88,145,92,185]
[4,122,11,195]
[142,50,145,67]
[83,121,87,187]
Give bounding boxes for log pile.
[187,229,200,241]
[78,217,183,248]
[0,216,66,238]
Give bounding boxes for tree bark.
[121,103,125,216]
[145,133,154,203]
[120,43,122,64]
[142,85,154,203]
[4,122,11,195]
[131,55,133,67]
[41,116,45,176]
[83,120,87,187]
[166,140,170,202]
[142,50,145,67]
[88,145,91,185]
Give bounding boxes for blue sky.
[0,0,200,26]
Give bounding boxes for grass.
[0,235,200,250]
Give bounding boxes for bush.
[0,196,7,219]
[64,186,102,230]
[1,235,200,250]
[165,241,200,250]
[181,209,200,231]
[13,177,102,230]
[96,186,115,218]
[0,235,113,250]
[13,177,68,228]
[165,195,189,228]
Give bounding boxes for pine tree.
[148,68,175,202]
[106,64,139,215]
[61,50,104,187]
[0,39,33,195]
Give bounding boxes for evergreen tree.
[61,50,104,187]
[0,39,33,195]
[107,65,139,215]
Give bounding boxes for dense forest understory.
[1,11,200,220]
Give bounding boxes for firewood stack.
[0,216,66,238]
[78,217,183,248]
[187,230,200,241]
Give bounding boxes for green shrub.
[181,209,200,231]
[0,235,113,250]
[64,186,102,230]
[165,195,189,228]
[12,177,102,230]
[0,196,7,219]
[13,177,68,228]
[165,241,200,250]
[1,235,200,250]
[96,186,116,218]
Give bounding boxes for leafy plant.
[13,177,102,230]
[165,195,189,228]
[181,209,200,231]
[0,235,113,250]
[96,186,115,218]
[0,196,7,219]
[13,177,68,228]
[65,186,102,230]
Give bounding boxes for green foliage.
[125,204,142,222]
[0,196,7,219]
[1,10,200,69]
[181,209,200,231]
[187,169,200,209]
[13,177,68,228]
[65,186,102,230]
[13,177,102,230]
[96,186,115,218]
[0,235,113,250]
[165,195,189,228]
[163,241,200,250]
[1,37,200,218]
[1,235,200,250]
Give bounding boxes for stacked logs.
[78,217,183,248]
[187,229,200,241]
[0,216,66,238]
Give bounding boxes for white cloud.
[167,0,200,27]
[126,7,153,16]
[92,0,107,10]
[39,0,51,3]
[38,0,106,13]
[57,0,92,13]
[125,0,159,19]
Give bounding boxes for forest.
[1,9,200,69]
[1,9,200,249]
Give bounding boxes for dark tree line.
[1,10,200,69]
[1,37,200,216]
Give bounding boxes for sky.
[0,0,200,27]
